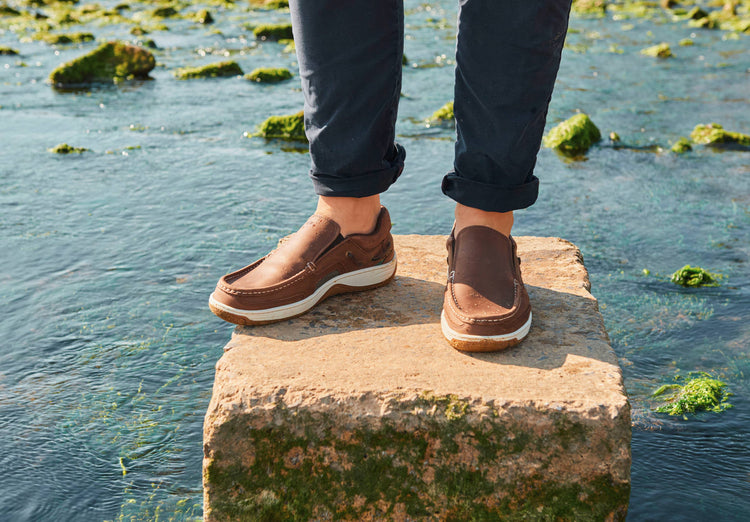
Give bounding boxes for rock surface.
[48,41,155,86]
[203,235,631,521]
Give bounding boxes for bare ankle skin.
[315,195,382,236]
[454,203,514,237]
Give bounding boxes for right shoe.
[209,207,397,325]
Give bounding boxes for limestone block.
[203,236,631,521]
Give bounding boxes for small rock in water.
[48,143,89,154]
[49,41,155,87]
[0,46,19,55]
[195,9,213,25]
[428,101,454,125]
[609,131,620,142]
[244,67,292,83]
[670,265,721,287]
[543,113,602,157]
[690,123,750,147]
[38,32,95,45]
[174,60,244,79]
[670,137,692,153]
[640,42,673,58]
[253,23,294,41]
[254,111,307,142]
[571,0,607,15]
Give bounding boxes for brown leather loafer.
[441,226,532,352]
[209,207,397,325]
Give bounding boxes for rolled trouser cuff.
[441,171,539,213]
[311,143,406,198]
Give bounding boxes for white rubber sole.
[440,310,532,346]
[209,256,397,323]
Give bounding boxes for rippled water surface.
[1,1,749,520]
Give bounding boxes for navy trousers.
[289,0,573,213]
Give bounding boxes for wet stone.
[203,235,631,521]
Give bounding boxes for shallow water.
[1,1,749,520]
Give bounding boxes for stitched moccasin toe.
[209,207,397,325]
[441,226,531,352]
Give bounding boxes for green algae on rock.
[572,0,607,15]
[254,111,306,141]
[653,374,732,416]
[244,67,292,83]
[49,41,155,87]
[253,23,293,41]
[429,101,454,125]
[640,42,673,58]
[48,143,89,154]
[37,32,95,45]
[671,137,692,153]
[690,123,750,146]
[0,46,18,55]
[670,265,721,287]
[250,0,290,9]
[174,60,243,79]
[543,113,602,157]
[195,9,213,25]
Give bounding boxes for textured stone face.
[203,236,631,521]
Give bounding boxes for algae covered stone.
[48,143,89,154]
[543,113,602,156]
[175,61,243,79]
[429,101,454,124]
[690,123,750,146]
[572,0,607,15]
[653,374,732,415]
[49,41,155,87]
[670,137,692,153]
[0,46,19,55]
[38,32,95,45]
[195,9,213,24]
[253,23,293,41]
[640,42,673,58]
[255,111,307,141]
[244,67,292,83]
[670,265,721,287]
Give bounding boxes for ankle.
[454,203,513,237]
[315,195,382,236]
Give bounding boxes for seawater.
[1,1,748,520]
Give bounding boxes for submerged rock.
[250,0,290,9]
[195,9,213,24]
[49,41,155,87]
[640,42,673,58]
[670,265,721,287]
[429,101,454,124]
[48,143,89,154]
[255,111,307,141]
[253,23,294,41]
[653,374,732,415]
[670,137,692,153]
[0,5,21,17]
[150,6,179,18]
[572,0,607,15]
[38,32,95,45]
[0,46,19,55]
[543,113,602,156]
[690,123,750,146]
[174,60,243,79]
[244,67,292,83]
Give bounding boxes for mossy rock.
[429,101,454,124]
[38,32,95,45]
[249,0,290,9]
[280,39,295,53]
[253,23,294,41]
[670,265,721,287]
[174,60,244,79]
[678,38,694,46]
[0,5,21,16]
[670,137,692,153]
[255,111,307,141]
[653,374,732,415]
[572,0,607,15]
[244,67,292,83]
[150,6,179,18]
[48,143,89,154]
[543,113,602,156]
[690,123,750,146]
[49,41,155,87]
[195,9,213,24]
[640,42,673,58]
[0,46,19,55]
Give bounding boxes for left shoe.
[441,226,532,352]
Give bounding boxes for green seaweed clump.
[245,67,292,83]
[429,101,454,124]
[640,42,673,58]
[671,137,692,153]
[653,374,732,415]
[670,265,721,287]
[195,9,213,24]
[49,41,155,87]
[255,111,307,142]
[48,143,89,154]
[572,0,607,15]
[690,123,750,146]
[543,113,601,156]
[0,5,21,17]
[38,32,95,45]
[0,46,19,55]
[253,23,294,41]
[150,6,179,18]
[250,0,290,9]
[174,60,243,79]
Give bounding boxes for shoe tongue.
[241,214,341,288]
